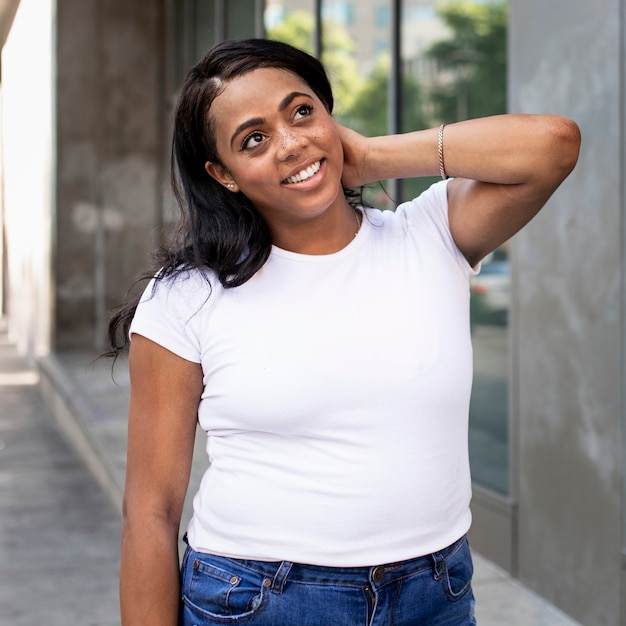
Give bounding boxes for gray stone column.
[509,1,623,623]
[55,0,168,350]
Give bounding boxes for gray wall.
[55,0,168,350]
[510,1,623,623]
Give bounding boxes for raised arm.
[120,334,203,626]
[338,114,581,266]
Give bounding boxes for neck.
[269,202,361,255]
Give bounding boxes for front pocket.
[182,555,270,623]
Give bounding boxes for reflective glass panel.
[226,0,258,40]
[176,0,259,83]
[400,0,510,494]
[400,0,449,201]
[194,0,215,59]
[265,0,317,53]
[469,245,510,494]
[321,0,391,207]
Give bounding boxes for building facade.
[0,1,623,624]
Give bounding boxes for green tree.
[267,11,362,118]
[426,0,507,123]
[266,10,315,56]
[346,52,427,138]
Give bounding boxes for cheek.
[324,128,344,165]
[235,160,273,184]
[311,122,341,154]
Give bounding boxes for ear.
[205,161,239,192]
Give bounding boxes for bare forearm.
[120,518,181,626]
[360,114,580,188]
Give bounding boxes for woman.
[111,38,580,625]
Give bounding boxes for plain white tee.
[130,179,477,567]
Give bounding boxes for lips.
[283,160,322,185]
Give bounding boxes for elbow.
[549,116,581,178]
[121,490,183,537]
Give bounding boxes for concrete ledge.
[37,353,124,513]
[469,483,517,573]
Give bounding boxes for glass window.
[400,0,510,494]
[375,5,390,28]
[175,0,216,84]
[226,0,258,40]
[322,2,355,25]
[407,6,435,20]
[176,0,260,85]
[318,0,391,207]
[399,1,451,200]
[469,245,510,494]
[373,38,389,55]
[265,0,317,55]
[265,3,287,28]
[195,0,215,59]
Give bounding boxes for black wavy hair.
[107,38,355,356]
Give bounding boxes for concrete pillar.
[510,1,623,623]
[55,0,167,350]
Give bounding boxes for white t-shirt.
[130,179,477,567]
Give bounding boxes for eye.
[294,103,314,120]
[241,131,265,151]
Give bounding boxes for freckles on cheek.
[315,127,332,143]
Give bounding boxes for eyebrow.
[229,91,313,149]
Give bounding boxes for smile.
[283,160,322,185]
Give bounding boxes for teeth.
[285,161,321,184]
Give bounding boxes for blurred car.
[470,250,510,326]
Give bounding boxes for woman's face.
[205,67,347,234]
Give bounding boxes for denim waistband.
[184,534,468,588]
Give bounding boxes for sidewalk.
[0,321,120,626]
[1,319,583,625]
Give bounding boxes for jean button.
[372,566,385,582]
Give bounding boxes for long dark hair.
[107,38,348,356]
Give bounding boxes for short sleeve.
[129,270,213,363]
[397,179,479,276]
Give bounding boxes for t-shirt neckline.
[270,208,369,263]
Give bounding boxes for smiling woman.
[203,67,352,252]
[107,38,579,626]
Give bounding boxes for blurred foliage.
[267,11,362,118]
[346,53,427,137]
[266,9,315,53]
[267,2,507,204]
[426,0,507,122]
[268,2,507,134]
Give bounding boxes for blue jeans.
[179,535,476,625]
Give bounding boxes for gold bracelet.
[438,124,448,180]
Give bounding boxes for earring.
[227,183,235,189]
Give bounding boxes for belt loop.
[431,550,445,580]
[271,561,293,594]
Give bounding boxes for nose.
[276,127,307,161]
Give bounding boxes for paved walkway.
[0,323,120,625]
[0,318,582,625]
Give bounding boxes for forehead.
[210,67,314,123]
